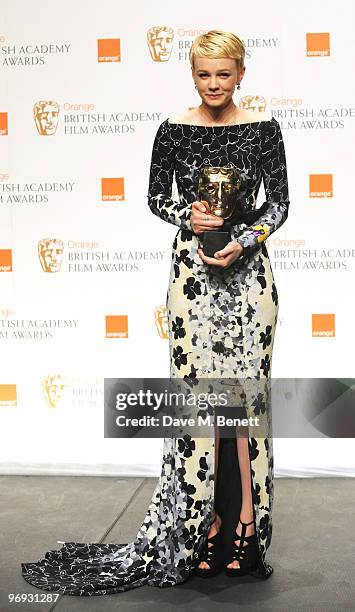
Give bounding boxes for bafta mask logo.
[42,374,68,408]
[38,238,64,273]
[147,27,174,62]
[33,100,60,135]
[155,305,168,339]
[239,95,267,113]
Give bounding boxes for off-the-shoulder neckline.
[166,116,275,128]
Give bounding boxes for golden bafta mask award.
[197,166,244,257]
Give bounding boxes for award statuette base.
[202,230,231,257]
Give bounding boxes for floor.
[0,476,354,611]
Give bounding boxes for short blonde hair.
[189,29,245,71]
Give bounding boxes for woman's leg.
[197,425,222,570]
[226,434,254,570]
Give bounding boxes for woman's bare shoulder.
[167,107,273,125]
[167,108,198,124]
[238,108,273,123]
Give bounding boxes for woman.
[148,29,289,580]
[21,29,289,594]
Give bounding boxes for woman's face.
[192,57,245,107]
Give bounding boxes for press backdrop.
[1,0,354,477]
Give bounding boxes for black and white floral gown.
[21,112,289,595]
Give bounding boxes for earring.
[195,84,197,89]
[237,82,241,90]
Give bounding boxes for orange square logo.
[0,112,8,135]
[0,249,12,272]
[101,178,125,202]
[0,384,17,406]
[309,174,333,198]
[98,39,121,62]
[306,33,330,57]
[312,314,335,337]
[106,315,128,338]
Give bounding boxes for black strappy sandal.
[195,516,224,578]
[224,518,258,577]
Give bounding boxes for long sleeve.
[147,120,192,231]
[235,117,290,256]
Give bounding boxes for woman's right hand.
[190,201,224,235]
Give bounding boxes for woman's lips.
[207,94,221,98]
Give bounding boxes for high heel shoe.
[224,518,258,577]
[195,516,224,578]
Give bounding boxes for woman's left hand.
[197,241,244,269]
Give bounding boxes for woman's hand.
[190,201,224,235]
[197,241,245,269]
